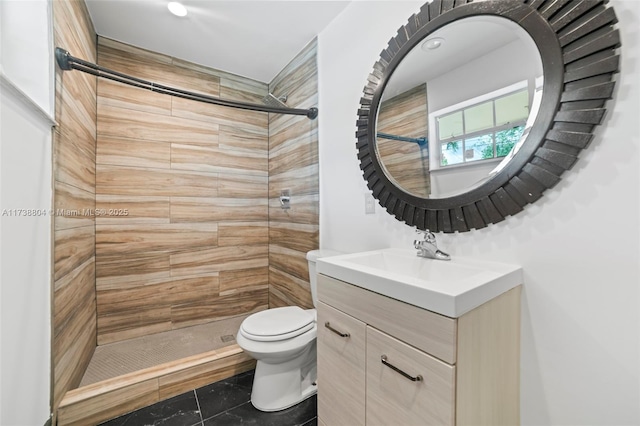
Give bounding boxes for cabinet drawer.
[366,326,455,426]
[318,274,457,364]
[317,302,366,426]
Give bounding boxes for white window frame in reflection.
[429,80,530,170]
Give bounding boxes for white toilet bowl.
[235,249,340,412]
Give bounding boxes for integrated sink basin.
[316,248,522,317]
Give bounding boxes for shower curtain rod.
[55,47,318,119]
[377,132,427,146]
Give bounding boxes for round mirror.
[377,16,543,199]
[357,0,620,233]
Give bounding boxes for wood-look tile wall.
[95,38,270,344]
[53,9,320,415]
[377,84,430,197]
[52,0,97,413]
[268,39,320,308]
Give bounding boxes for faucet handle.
[416,229,436,243]
[414,229,450,261]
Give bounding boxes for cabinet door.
[366,326,455,426]
[317,302,366,426]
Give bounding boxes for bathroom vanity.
[315,249,522,425]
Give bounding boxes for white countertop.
[316,248,522,318]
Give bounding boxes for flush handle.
[381,355,423,382]
[324,322,350,338]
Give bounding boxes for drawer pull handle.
[381,355,423,382]
[324,322,350,338]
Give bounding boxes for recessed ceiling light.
[421,37,445,51]
[167,2,187,17]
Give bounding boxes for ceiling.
[85,0,351,83]
[383,16,524,100]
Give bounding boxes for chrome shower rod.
[55,47,318,119]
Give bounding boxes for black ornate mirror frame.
[357,0,620,233]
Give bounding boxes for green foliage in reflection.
[481,126,524,159]
[446,141,459,152]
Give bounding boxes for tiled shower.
[52,0,319,422]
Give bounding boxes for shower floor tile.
[99,370,318,426]
[81,314,250,386]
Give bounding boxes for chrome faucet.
[414,229,450,261]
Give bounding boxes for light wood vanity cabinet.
[317,302,366,426]
[317,274,521,426]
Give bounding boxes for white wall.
[0,1,54,425]
[318,0,640,424]
[427,38,541,113]
[0,0,54,114]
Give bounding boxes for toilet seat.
[240,306,315,342]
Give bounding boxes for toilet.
[236,249,339,412]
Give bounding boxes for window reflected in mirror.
[376,15,543,199]
[435,83,529,168]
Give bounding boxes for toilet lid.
[241,306,315,342]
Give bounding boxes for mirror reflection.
[377,16,543,199]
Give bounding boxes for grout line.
[200,399,252,424]
[193,389,204,424]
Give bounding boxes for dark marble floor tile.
[301,416,318,426]
[203,395,317,426]
[99,390,202,426]
[196,369,254,420]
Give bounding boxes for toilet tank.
[306,249,342,308]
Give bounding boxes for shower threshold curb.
[56,344,255,426]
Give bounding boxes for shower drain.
[221,334,235,343]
